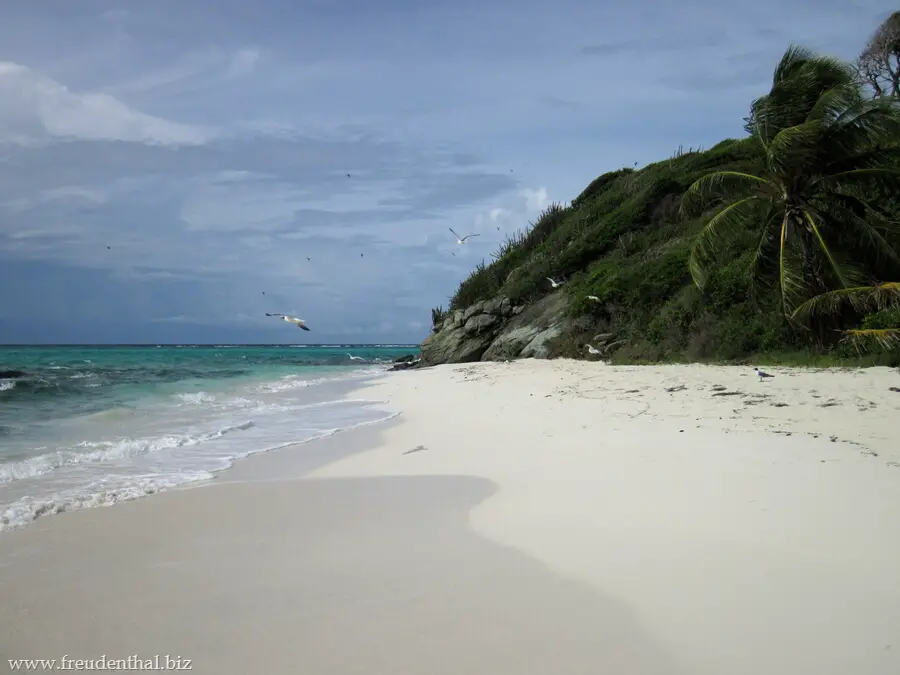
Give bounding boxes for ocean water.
[0,344,417,532]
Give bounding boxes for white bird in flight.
[547,277,566,288]
[346,353,364,361]
[266,313,311,331]
[449,227,480,244]
[585,344,602,355]
[753,367,774,379]
[587,295,600,301]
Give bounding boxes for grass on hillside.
[443,138,900,366]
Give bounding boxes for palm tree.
[791,282,900,349]
[681,45,900,317]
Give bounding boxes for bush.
[440,131,898,364]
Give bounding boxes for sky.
[0,0,894,345]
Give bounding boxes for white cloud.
[522,187,550,213]
[104,48,261,97]
[226,49,260,78]
[0,62,212,146]
[489,207,510,222]
[472,186,552,235]
[3,185,107,212]
[180,177,307,232]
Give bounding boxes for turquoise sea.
[0,344,418,531]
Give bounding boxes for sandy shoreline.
[3,360,900,674]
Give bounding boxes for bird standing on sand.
[754,367,774,379]
[449,227,480,244]
[266,313,311,331]
[585,344,602,355]
[547,277,566,288]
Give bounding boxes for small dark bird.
[346,173,351,178]
[107,246,111,249]
[360,253,363,257]
[306,257,311,261]
[262,291,265,295]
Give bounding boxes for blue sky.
[0,0,893,344]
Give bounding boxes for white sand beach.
[3,360,900,674]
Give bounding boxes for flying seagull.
[587,295,600,301]
[449,227,480,244]
[753,367,774,379]
[585,344,602,355]
[266,313,311,331]
[346,353,364,361]
[546,277,566,288]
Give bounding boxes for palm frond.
[800,209,854,290]
[767,120,823,173]
[689,196,760,289]
[806,81,864,123]
[823,193,900,268]
[842,328,900,350]
[772,44,817,85]
[821,168,900,194]
[822,104,900,158]
[747,205,786,292]
[778,214,810,316]
[680,171,771,217]
[791,282,900,321]
[823,146,900,174]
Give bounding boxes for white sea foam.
[175,391,218,405]
[0,369,393,532]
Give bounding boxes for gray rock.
[422,290,586,365]
[482,297,511,316]
[422,321,497,364]
[481,325,542,360]
[519,324,564,358]
[464,313,500,333]
[463,302,485,322]
[482,291,569,361]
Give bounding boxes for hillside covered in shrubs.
[427,16,900,366]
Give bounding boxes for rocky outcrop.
[388,354,422,371]
[423,297,519,364]
[0,370,27,378]
[421,291,604,365]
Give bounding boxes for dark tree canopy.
[857,11,900,97]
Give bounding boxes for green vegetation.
[436,19,900,366]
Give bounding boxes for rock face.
[421,292,586,365]
[388,354,422,371]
